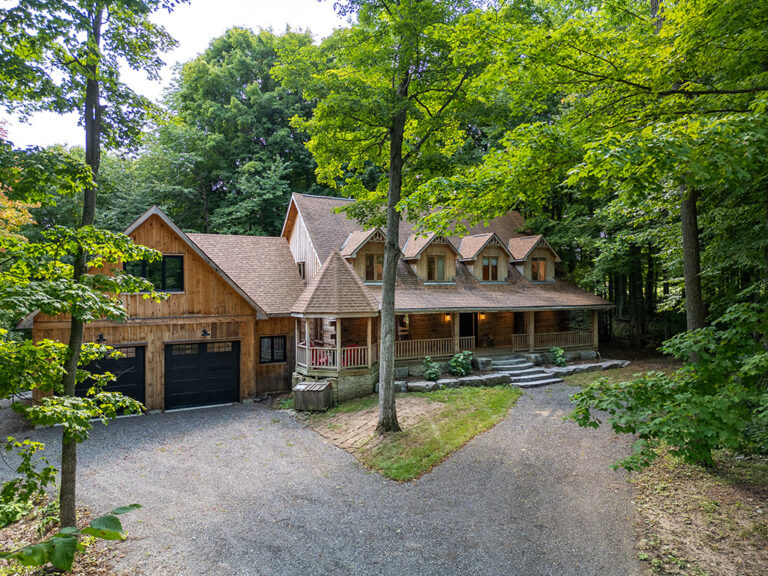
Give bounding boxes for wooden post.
[452,312,460,352]
[367,316,372,368]
[336,317,342,370]
[527,311,535,351]
[591,310,599,349]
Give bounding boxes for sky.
[0,0,348,149]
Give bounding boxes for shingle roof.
[457,232,512,261]
[340,229,381,258]
[188,234,304,316]
[291,251,380,316]
[291,194,359,264]
[507,235,561,263]
[361,261,610,312]
[402,232,461,259]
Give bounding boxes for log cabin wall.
[477,311,516,346]
[406,313,453,341]
[31,213,293,410]
[533,310,570,332]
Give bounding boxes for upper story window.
[482,257,499,281]
[365,253,384,282]
[297,261,306,281]
[427,255,446,282]
[531,257,547,282]
[124,255,184,292]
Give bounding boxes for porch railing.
[395,337,454,360]
[296,344,373,371]
[459,336,476,351]
[510,334,529,351]
[534,330,593,349]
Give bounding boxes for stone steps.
[491,354,564,388]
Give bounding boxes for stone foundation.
[293,366,379,405]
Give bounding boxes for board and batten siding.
[284,202,322,282]
[31,213,293,410]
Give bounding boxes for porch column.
[294,318,299,356]
[591,310,599,349]
[452,312,460,353]
[367,316,372,368]
[336,317,342,369]
[527,311,535,351]
[304,319,310,345]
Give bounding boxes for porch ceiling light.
[444,313,451,322]
[479,313,486,320]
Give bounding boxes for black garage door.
[164,341,240,410]
[78,346,146,404]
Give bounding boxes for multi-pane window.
[482,257,499,281]
[125,255,184,292]
[531,257,547,281]
[365,254,384,282]
[427,255,446,281]
[260,336,287,364]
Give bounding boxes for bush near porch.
[308,387,522,481]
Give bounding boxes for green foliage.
[550,347,566,367]
[423,356,441,382]
[0,504,141,572]
[448,351,473,376]
[571,302,768,470]
[0,439,57,528]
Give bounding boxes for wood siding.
[32,213,292,410]
[522,246,557,282]
[412,244,457,282]
[283,203,321,282]
[477,311,516,346]
[472,247,509,282]
[350,241,385,281]
[404,313,453,341]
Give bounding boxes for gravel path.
[0,385,641,576]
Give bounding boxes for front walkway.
[1,386,641,575]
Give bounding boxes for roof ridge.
[294,192,355,202]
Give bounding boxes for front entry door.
[459,313,477,347]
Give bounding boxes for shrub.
[449,351,473,376]
[423,356,441,382]
[550,347,567,367]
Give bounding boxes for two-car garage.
[80,341,241,411]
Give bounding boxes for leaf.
[49,534,78,571]
[111,503,142,515]
[12,541,52,566]
[81,514,125,540]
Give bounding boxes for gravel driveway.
[1,385,641,576]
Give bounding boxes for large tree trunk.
[59,8,102,529]
[376,104,407,434]
[680,186,706,330]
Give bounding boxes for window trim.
[365,253,384,282]
[427,255,446,282]
[531,257,547,282]
[260,335,287,365]
[297,261,306,281]
[124,254,185,293]
[482,256,499,282]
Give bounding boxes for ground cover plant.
[309,387,522,481]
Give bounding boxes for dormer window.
[365,253,384,282]
[482,257,498,281]
[427,255,446,281]
[531,257,547,282]
[297,261,306,281]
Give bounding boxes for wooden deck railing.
[395,337,454,360]
[534,330,593,349]
[510,334,529,351]
[296,344,372,371]
[459,336,476,351]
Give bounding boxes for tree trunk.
[680,186,706,331]
[376,103,406,434]
[59,8,103,529]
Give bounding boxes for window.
[427,255,446,281]
[125,255,184,292]
[170,343,198,355]
[297,261,306,281]
[531,258,547,281]
[365,253,384,282]
[482,257,499,281]
[260,336,287,364]
[207,342,233,353]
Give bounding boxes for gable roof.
[508,235,561,263]
[291,251,379,316]
[284,194,359,264]
[457,232,512,261]
[339,228,385,258]
[401,232,460,259]
[187,234,304,317]
[124,207,269,318]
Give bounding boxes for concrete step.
[510,377,564,388]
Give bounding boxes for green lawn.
[561,359,680,388]
[363,387,522,481]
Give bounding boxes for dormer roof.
[401,232,459,260]
[508,235,562,263]
[339,228,387,258]
[458,232,512,261]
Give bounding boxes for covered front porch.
[295,315,379,375]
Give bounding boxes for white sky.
[1,0,347,148]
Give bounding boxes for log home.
[28,194,610,409]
